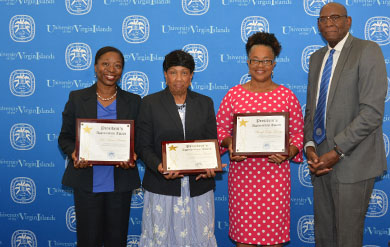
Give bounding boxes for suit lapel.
[184,90,196,140]
[326,35,354,114]
[161,88,184,136]
[81,83,98,119]
[116,87,129,120]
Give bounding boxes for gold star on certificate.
[239,119,248,127]
[169,145,177,151]
[83,125,92,133]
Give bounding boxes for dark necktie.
[313,49,335,145]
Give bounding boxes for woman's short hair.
[163,50,195,73]
[95,46,125,67]
[245,32,282,58]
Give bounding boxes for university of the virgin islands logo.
[9,69,35,97]
[366,189,388,217]
[386,77,390,103]
[301,45,322,73]
[239,73,251,85]
[121,71,149,97]
[131,188,144,208]
[65,43,92,70]
[297,215,315,243]
[11,230,37,247]
[9,15,35,42]
[10,123,36,150]
[182,0,210,15]
[66,206,77,232]
[182,44,209,72]
[365,17,390,46]
[241,16,269,43]
[65,0,92,15]
[298,160,312,187]
[127,235,140,246]
[10,177,36,204]
[384,133,389,157]
[304,0,332,16]
[122,15,150,44]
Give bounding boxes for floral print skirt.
[139,176,217,247]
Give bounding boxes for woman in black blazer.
[58,46,140,247]
[136,50,219,247]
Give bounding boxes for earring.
[271,71,274,78]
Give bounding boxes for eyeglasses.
[249,59,274,66]
[317,15,347,24]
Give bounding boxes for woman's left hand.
[268,144,299,165]
[116,153,137,169]
[195,164,227,181]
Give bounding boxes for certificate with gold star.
[75,119,134,165]
[233,113,289,156]
[162,139,222,174]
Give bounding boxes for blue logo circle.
[182,0,210,15]
[66,206,77,232]
[297,215,315,243]
[301,45,322,73]
[65,0,92,15]
[122,71,149,97]
[10,123,36,150]
[9,15,35,42]
[304,0,331,16]
[366,189,388,217]
[12,230,37,247]
[241,16,269,43]
[122,16,150,44]
[65,43,92,70]
[183,44,209,72]
[365,16,390,46]
[298,161,313,188]
[9,69,35,97]
[10,177,36,204]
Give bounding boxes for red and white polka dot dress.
[216,84,303,245]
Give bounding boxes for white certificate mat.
[76,119,134,165]
[233,113,289,156]
[162,140,222,175]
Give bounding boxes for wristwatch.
[333,145,345,160]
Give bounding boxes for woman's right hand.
[157,163,183,180]
[223,137,247,162]
[71,150,91,168]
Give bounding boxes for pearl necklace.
[96,90,117,101]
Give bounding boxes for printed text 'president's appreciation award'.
[76,119,134,165]
[233,113,289,156]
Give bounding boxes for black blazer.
[136,87,217,197]
[58,83,141,192]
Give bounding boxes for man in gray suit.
[304,2,387,247]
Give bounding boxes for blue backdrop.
[1,1,389,246]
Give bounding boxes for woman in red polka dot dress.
[216,32,304,247]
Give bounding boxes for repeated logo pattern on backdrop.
[1,1,389,246]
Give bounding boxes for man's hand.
[306,146,333,176]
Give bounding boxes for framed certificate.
[232,112,289,156]
[75,119,134,165]
[162,139,223,175]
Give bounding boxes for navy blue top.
[92,100,116,193]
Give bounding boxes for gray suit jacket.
[304,34,387,183]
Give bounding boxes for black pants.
[73,189,132,247]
